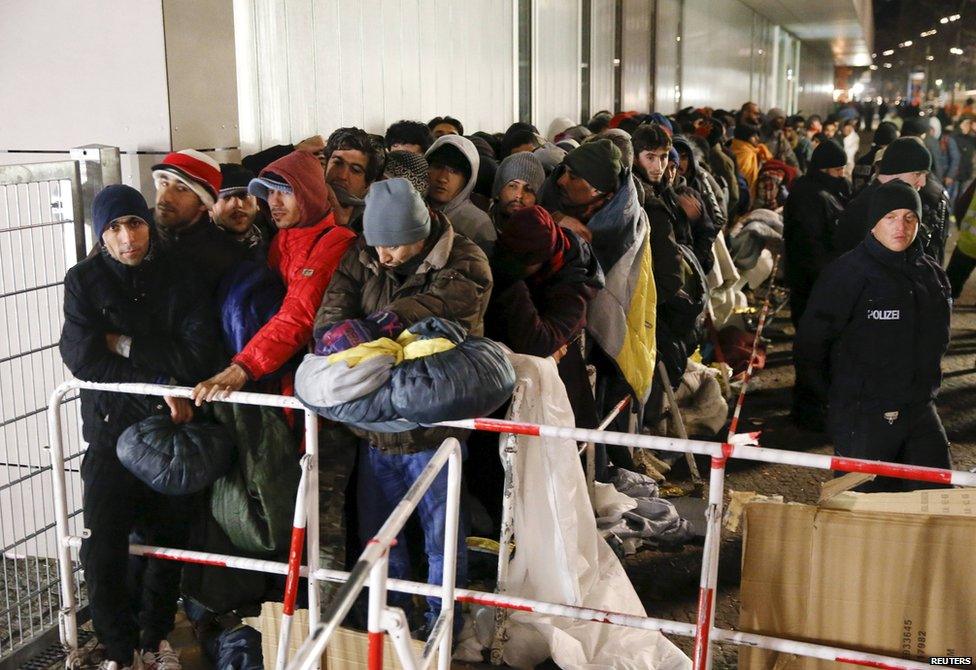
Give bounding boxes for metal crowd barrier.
[47,378,976,670]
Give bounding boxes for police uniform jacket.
[794,233,951,412]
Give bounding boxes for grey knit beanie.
[492,152,546,199]
[363,178,431,247]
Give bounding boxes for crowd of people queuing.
[59,97,970,669]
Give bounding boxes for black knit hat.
[900,116,929,138]
[874,121,899,147]
[219,163,256,197]
[809,140,848,170]
[563,139,622,193]
[869,179,922,225]
[427,143,472,182]
[879,137,932,175]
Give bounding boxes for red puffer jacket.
[233,152,357,380]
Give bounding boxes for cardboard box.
[738,490,976,669]
[245,601,434,669]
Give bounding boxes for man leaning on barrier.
[59,185,218,670]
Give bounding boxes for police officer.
[795,180,953,492]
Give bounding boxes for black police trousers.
[828,400,952,492]
[80,446,197,663]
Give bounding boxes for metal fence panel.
[0,160,88,660]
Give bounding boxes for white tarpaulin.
[497,353,691,669]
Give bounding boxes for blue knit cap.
[363,178,431,247]
[92,185,153,240]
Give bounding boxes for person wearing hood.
[425,134,496,255]
[191,150,357,403]
[731,123,773,203]
[673,135,726,230]
[852,121,899,195]
[313,178,492,635]
[783,140,851,430]
[537,139,657,474]
[490,151,546,231]
[211,163,273,260]
[152,149,248,295]
[632,124,718,274]
[59,185,218,670]
[795,181,952,492]
[761,107,800,169]
[834,137,932,257]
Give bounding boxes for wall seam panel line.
[160,0,174,151]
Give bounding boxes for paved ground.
[631,247,976,668]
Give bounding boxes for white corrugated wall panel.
[680,0,754,111]
[532,0,581,132]
[620,0,652,112]
[797,43,834,117]
[654,0,680,113]
[589,0,616,117]
[236,0,515,153]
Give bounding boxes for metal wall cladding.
[0,1,172,152]
[798,44,836,118]
[589,0,617,118]
[654,0,681,114]
[236,0,516,153]
[620,0,653,112]
[680,0,757,111]
[532,0,582,132]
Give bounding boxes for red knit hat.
[498,205,569,266]
[152,149,222,207]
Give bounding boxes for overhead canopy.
[741,0,874,66]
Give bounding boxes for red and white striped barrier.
[47,380,974,670]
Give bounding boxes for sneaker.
[98,652,145,670]
[141,640,180,670]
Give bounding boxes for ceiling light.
[950,47,964,55]
[900,40,913,48]
[950,14,961,21]
[869,64,878,70]
[940,17,950,24]
[884,63,893,68]
[927,55,935,61]
[936,79,943,86]
[882,49,894,56]
[921,30,937,38]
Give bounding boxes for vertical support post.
[277,455,313,670]
[693,460,726,670]
[304,412,322,642]
[491,385,524,665]
[367,554,390,670]
[47,385,79,657]
[438,447,463,670]
[657,361,702,484]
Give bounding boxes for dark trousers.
[81,447,197,662]
[790,287,826,427]
[945,247,976,300]
[828,401,952,492]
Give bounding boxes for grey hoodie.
[426,135,496,255]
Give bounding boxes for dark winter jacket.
[59,247,218,450]
[633,178,684,304]
[783,170,849,294]
[851,145,882,196]
[644,174,717,274]
[795,234,951,412]
[673,136,726,230]
[157,216,248,296]
[485,231,604,357]
[313,215,492,451]
[948,131,975,183]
